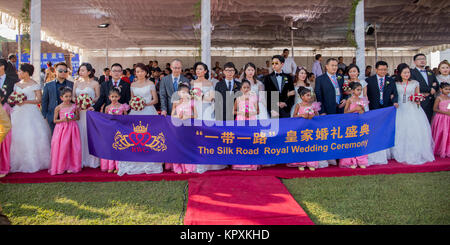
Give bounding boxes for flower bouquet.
[130,96,146,111]
[190,88,203,100]
[7,91,27,106]
[409,93,425,108]
[342,81,351,95]
[110,108,120,115]
[76,93,93,110]
[303,106,315,115]
[64,112,75,120]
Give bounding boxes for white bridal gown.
[193,85,227,173]
[76,86,100,168]
[390,80,435,165]
[117,83,164,175]
[10,83,51,173]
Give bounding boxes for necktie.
[105,76,109,82]
[379,78,384,105]
[228,81,232,91]
[330,75,340,104]
[173,77,178,91]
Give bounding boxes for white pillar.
[17,21,21,65]
[201,0,211,69]
[30,0,41,82]
[355,0,365,80]
[291,29,294,58]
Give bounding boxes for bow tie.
[420,69,427,73]
[275,73,282,77]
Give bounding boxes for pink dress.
[287,102,322,169]
[167,101,197,174]
[235,94,258,121]
[100,103,130,172]
[340,98,369,168]
[0,103,12,175]
[232,94,260,171]
[49,104,82,175]
[431,99,450,158]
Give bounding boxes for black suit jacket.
[366,75,398,110]
[5,61,19,83]
[1,75,16,104]
[94,79,131,112]
[410,68,439,94]
[214,79,241,121]
[314,73,347,115]
[410,68,439,122]
[263,71,295,118]
[98,75,112,85]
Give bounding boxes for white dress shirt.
[282,57,297,75]
[0,74,6,88]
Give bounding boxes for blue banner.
[86,107,396,165]
[15,52,67,69]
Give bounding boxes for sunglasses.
[58,69,68,73]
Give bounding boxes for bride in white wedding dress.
[117,64,163,175]
[390,64,434,165]
[10,64,51,173]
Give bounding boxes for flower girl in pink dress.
[49,87,82,175]
[167,83,198,174]
[232,80,260,171]
[288,86,321,171]
[431,82,450,158]
[101,87,130,173]
[0,89,12,178]
[339,82,369,169]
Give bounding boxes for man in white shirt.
[312,54,323,78]
[281,49,297,77]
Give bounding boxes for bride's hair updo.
[20,63,34,76]
[193,62,209,80]
[396,63,411,82]
[135,63,149,78]
[79,63,95,78]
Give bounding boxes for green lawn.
[283,172,450,225]
[1,172,449,225]
[0,181,187,225]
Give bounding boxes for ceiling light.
[97,23,109,28]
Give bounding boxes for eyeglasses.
[272,62,280,65]
[224,69,235,72]
[58,69,68,73]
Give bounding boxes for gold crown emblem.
[132,121,149,133]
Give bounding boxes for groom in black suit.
[366,61,399,110]
[0,59,16,102]
[410,53,439,123]
[263,55,295,118]
[314,58,348,115]
[93,63,131,112]
[215,62,241,121]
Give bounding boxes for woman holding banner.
[191,62,227,173]
[117,63,163,175]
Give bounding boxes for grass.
[0,181,187,225]
[1,172,449,225]
[283,172,450,225]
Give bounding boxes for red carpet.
[184,175,314,225]
[1,157,449,184]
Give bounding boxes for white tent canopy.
[1,0,449,52]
